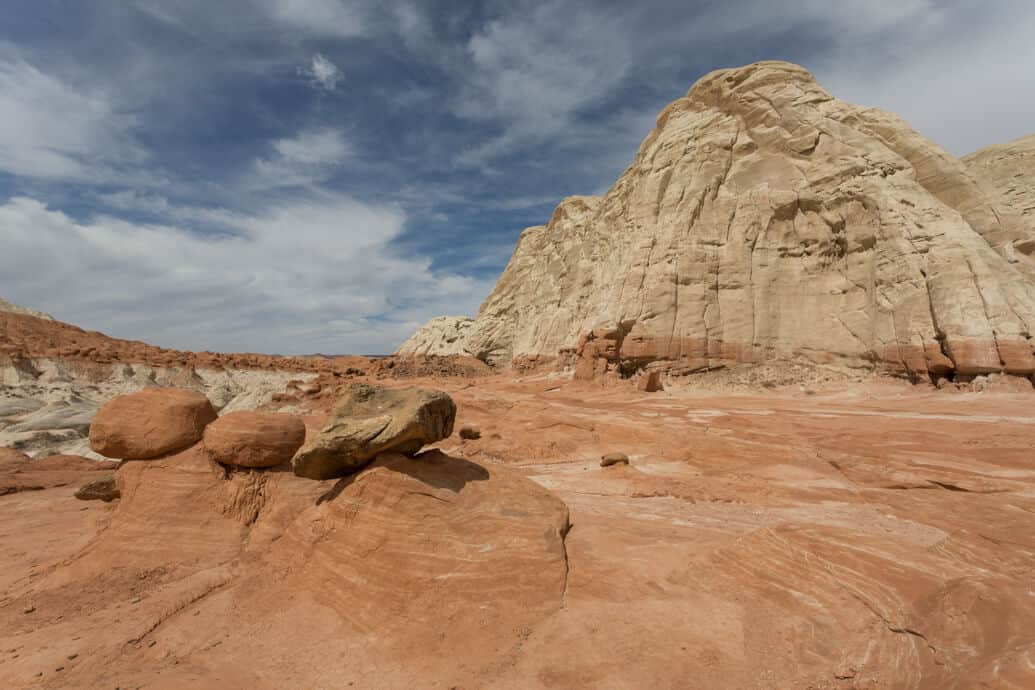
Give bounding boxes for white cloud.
[0,51,145,181]
[0,195,492,354]
[811,1,1035,156]
[252,128,351,188]
[263,0,366,37]
[300,53,343,91]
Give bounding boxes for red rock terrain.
[2,367,1035,689]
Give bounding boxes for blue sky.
[1,0,1033,354]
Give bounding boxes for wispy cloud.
[300,53,343,91]
[0,50,146,182]
[262,0,367,38]
[0,194,491,354]
[252,127,351,189]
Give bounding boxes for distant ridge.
[0,297,53,321]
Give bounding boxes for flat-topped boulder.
[203,410,306,468]
[89,387,217,459]
[292,383,456,479]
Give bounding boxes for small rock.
[22,606,35,614]
[75,476,120,502]
[600,452,629,467]
[459,424,481,440]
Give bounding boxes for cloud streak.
[0,194,492,354]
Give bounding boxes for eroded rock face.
[89,388,218,459]
[965,133,1035,230]
[395,316,475,357]
[203,411,306,468]
[292,384,456,479]
[414,62,1035,381]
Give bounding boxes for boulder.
[292,383,456,480]
[75,476,120,502]
[88,388,217,460]
[459,424,482,440]
[601,452,630,467]
[203,411,306,468]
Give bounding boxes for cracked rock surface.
[405,61,1035,381]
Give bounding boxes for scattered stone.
[74,476,120,502]
[459,424,481,440]
[601,452,630,467]
[202,411,306,468]
[89,388,217,459]
[22,606,35,614]
[292,383,456,480]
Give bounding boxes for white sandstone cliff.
[404,61,1035,381]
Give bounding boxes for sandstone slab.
[203,411,306,468]
[89,388,217,459]
[292,383,456,479]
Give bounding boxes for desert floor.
[2,374,1034,689]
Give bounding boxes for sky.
[1,0,1033,354]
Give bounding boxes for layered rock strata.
[402,62,1035,382]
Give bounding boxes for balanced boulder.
[292,383,456,480]
[89,388,217,460]
[203,411,306,468]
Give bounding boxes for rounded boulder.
[89,388,218,460]
[203,411,306,468]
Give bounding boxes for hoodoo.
[400,61,1035,382]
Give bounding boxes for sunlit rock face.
[412,61,1035,381]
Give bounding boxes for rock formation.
[964,133,1035,228]
[395,316,475,357]
[202,411,306,468]
[89,388,218,460]
[401,61,1035,383]
[292,383,456,479]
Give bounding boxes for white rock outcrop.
[407,61,1035,381]
[964,133,1035,229]
[395,316,475,357]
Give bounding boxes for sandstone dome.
[400,61,1035,382]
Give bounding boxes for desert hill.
[401,62,1035,386]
